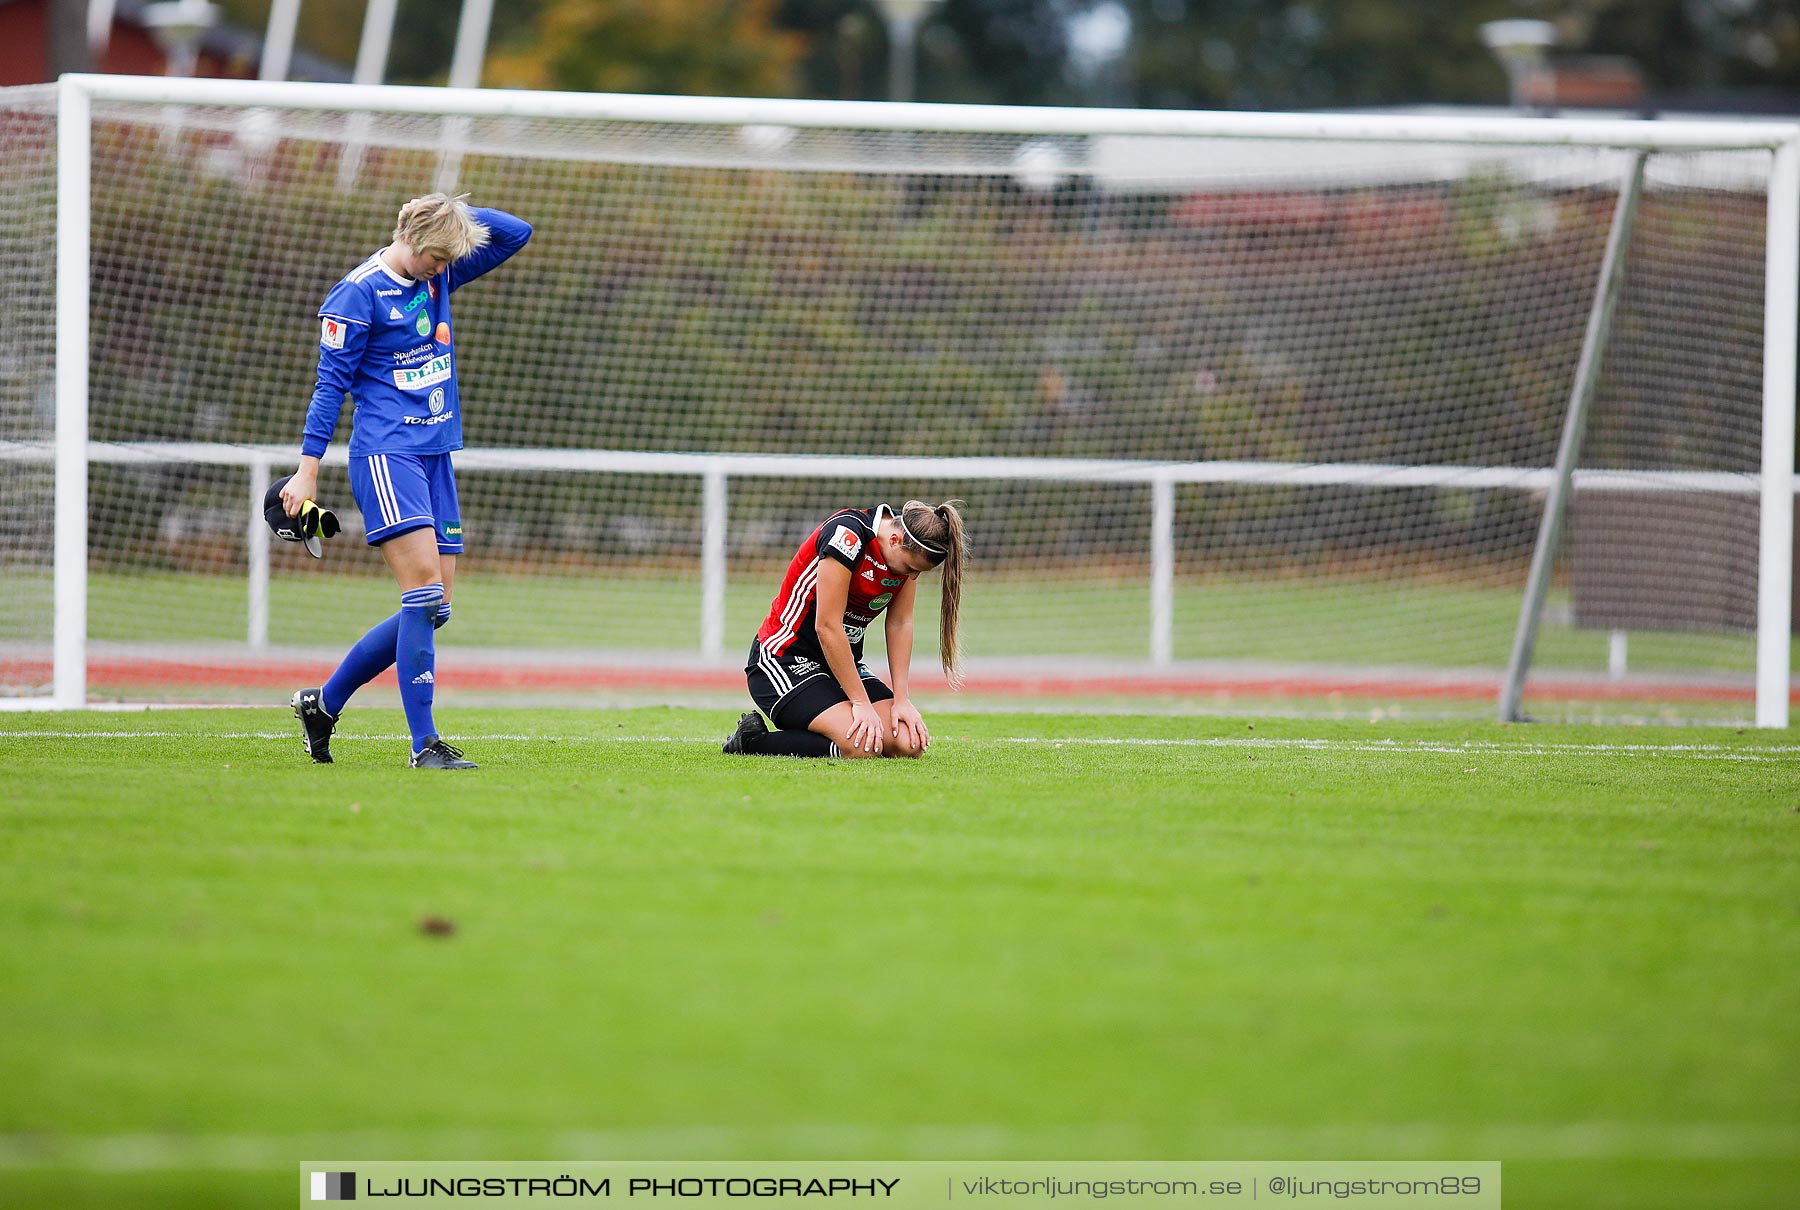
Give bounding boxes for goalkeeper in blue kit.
[280,193,532,769]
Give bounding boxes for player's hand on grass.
[891,699,929,752]
[848,699,884,754]
[280,464,320,517]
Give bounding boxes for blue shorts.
[349,451,463,553]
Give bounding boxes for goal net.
[3,77,1793,724]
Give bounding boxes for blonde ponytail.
[901,499,967,690]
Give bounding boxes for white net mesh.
[1,87,1783,719]
[0,86,57,699]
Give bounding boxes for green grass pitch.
[2,707,1796,1209]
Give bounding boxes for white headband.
[899,511,946,557]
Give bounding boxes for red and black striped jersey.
[755,505,909,659]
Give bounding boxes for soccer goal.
[2,74,1794,724]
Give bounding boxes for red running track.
[5,657,1788,705]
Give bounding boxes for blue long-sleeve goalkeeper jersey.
[299,207,532,459]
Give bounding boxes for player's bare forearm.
[814,623,871,706]
[885,616,915,701]
[280,456,322,517]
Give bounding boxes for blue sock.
[397,584,444,753]
[321,613,401,717]
[319,601,452,718]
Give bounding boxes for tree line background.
[207,0,1800,112]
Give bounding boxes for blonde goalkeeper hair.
[393,193,490,262]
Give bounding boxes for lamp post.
[1479,18,1557,111]
[139,0,219,78]
[874,0,943,102]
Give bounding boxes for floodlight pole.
[140,0,218,79]
[448,0,495,89]
[435,0,497,191]
[1479,19,1556,111]
[875,0,942,103]
[337,0,398,190]
[86,0,116,54]
[260,0,302,81]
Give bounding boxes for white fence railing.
[0,437,1774,671]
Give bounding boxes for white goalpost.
[2,73,1795,723]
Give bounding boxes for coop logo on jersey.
[428,387,446,415]
[403,289,429,313]
[320,317,346,349]
[310,1170,355,1201]
[829,525,862,560]
[393,355,453,391]
[881,577,904,587]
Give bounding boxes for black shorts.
[746,638,893,731]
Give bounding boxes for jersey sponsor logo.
[376,287,403,297]
[444,522,463,539]
[415,315,430,336]
[388,306,404,320]
[789,654,820,676]
[435,322,451,345]
[393,355,454,391]
[320,317,346,349]
[829,525,862,560]
[868,593,892,610]
[881,577,904,587]
[403,289,429,313]
[401,410,456,426]
[843,624,866,643]
[392,343,434,363]
[428,387,446,415]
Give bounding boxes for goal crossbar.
[55,73,1800,148]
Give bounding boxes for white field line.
[0,1120,1793,1170]
[3,732,1799,761]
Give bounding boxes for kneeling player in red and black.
[724,500,967,759]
